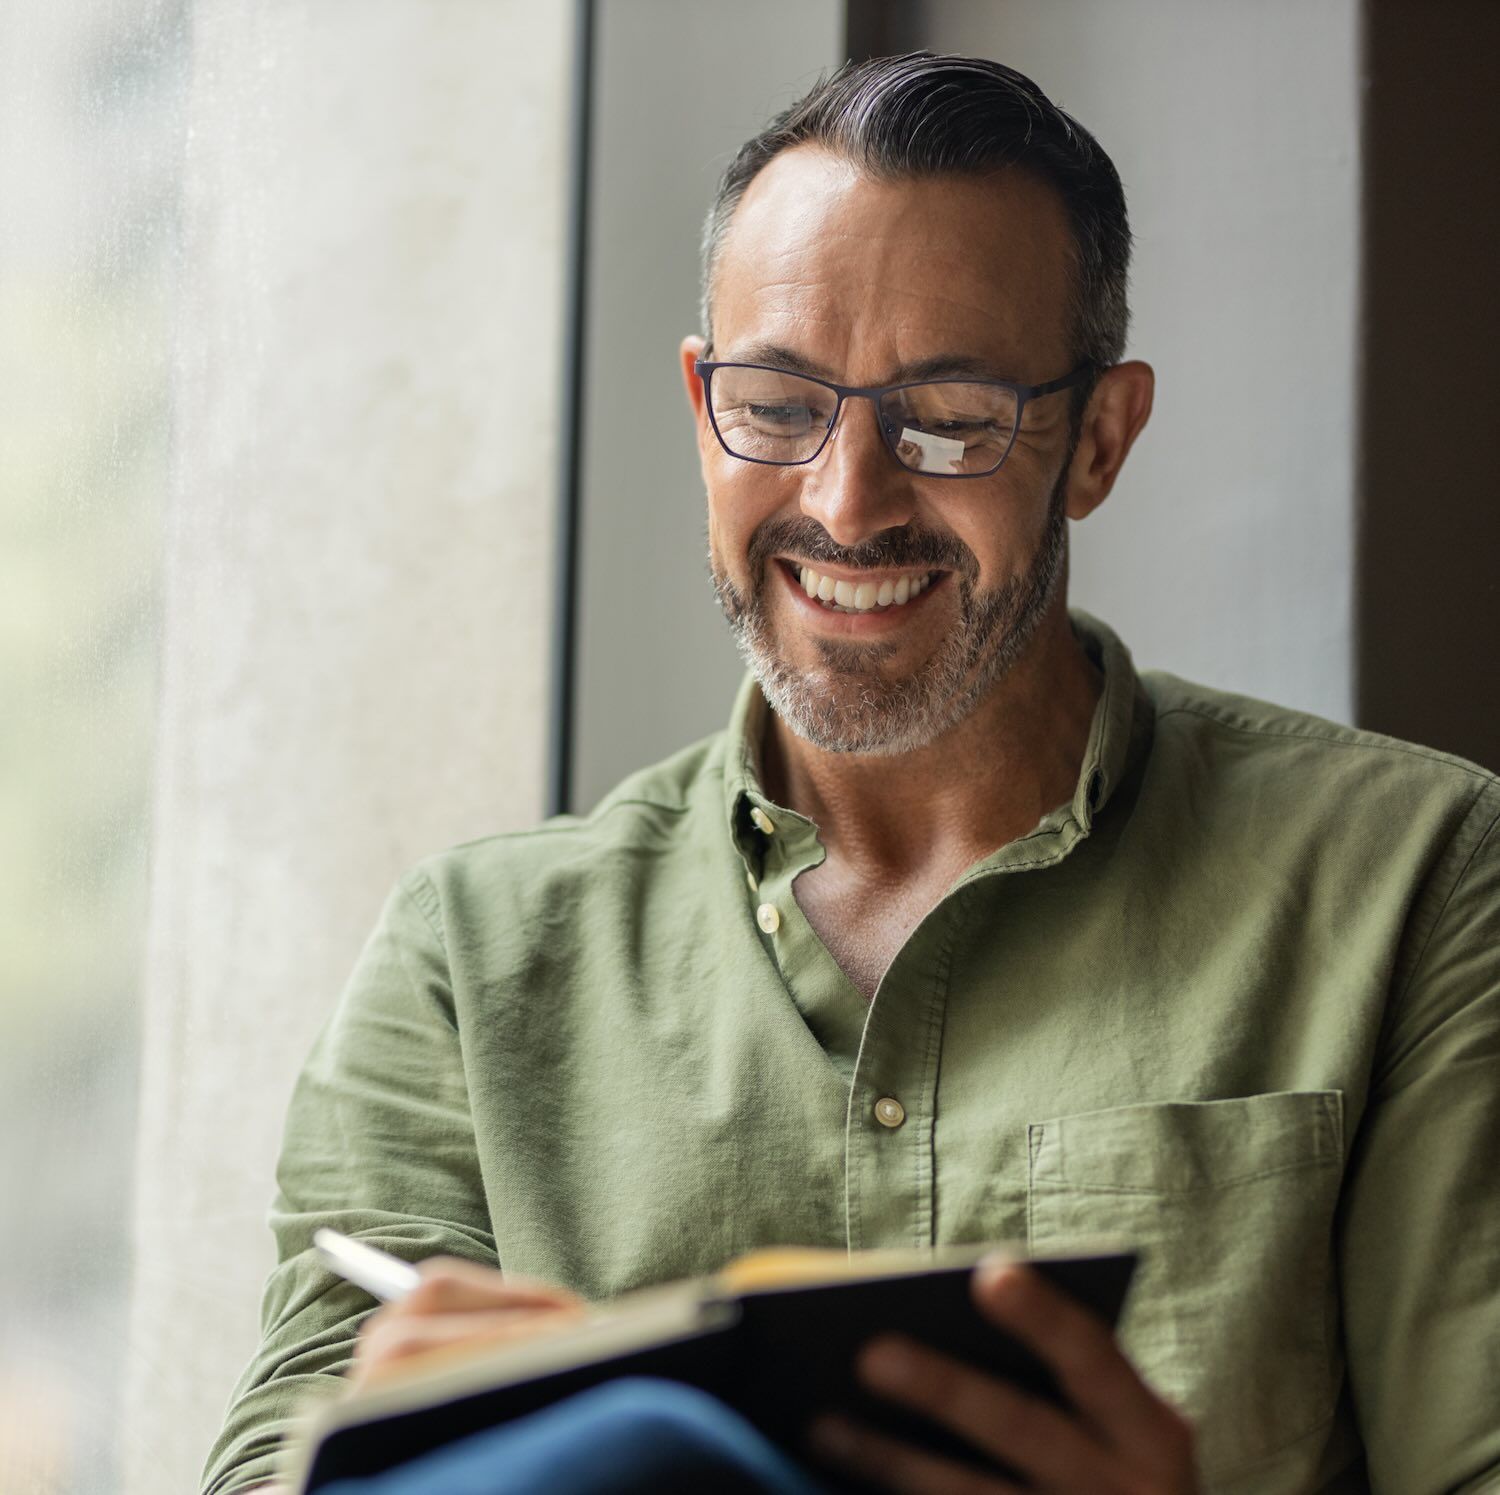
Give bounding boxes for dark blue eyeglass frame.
[693,357,1095,479]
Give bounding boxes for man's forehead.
[710,145,1075,377]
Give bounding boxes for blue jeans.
[318,1378,836,1495]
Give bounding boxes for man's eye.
[919,418,1006,443]
[745,402,827,430]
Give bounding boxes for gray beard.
[710,473,1069,757]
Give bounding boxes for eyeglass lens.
[707,367,1020,475]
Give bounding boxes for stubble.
[710,472,1069,756]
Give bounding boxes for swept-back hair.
[701,52,1131,396]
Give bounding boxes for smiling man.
[205,54,1500,1495]
[684,144,1136,1005]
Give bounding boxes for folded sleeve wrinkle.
[1338,784,1500,1494]
[199,873,495,1495]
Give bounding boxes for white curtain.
[1,2,570,1491]
[121,5,571,1488]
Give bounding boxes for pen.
[313,1227,423,1303]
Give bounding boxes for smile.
[776,559,946,617]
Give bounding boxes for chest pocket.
[1027,1091,1344,1484]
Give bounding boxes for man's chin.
[718,578,1011,756]
[767,616,909,672]
[752,651,954,756]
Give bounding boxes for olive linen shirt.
[201,612,1500,1495]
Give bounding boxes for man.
[204,53,1499,1495]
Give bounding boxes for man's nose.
[797,396,918,549]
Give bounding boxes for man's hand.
[348,1256,586,1392]
[807,1259,1198,1494]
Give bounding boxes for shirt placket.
[740,795,871,1082]
[842,901,957,1252]
[838,798,1096,1256]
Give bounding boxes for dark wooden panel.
[845,0,927,61]
[1357,0,1500,770]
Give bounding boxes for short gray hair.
[700,52,1132,401]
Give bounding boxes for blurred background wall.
[569,0,844,813]
[2,1,1495,1492]
[886,0,1363,730]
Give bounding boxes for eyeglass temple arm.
[1027,363,1097,398]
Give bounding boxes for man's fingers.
[403,1256,584,1314]
[349,1261,588,1393]
[352,1304,588,1388]
[855,1334,1116,1489]
[972,1261,1194,1474]
[372,1305,585,1362]
[806,1413,1023,1495]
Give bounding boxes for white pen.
[313,1227,423,1303]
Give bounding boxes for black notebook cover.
[291,1248,1136,1493]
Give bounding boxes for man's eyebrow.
[717,341,1013,384]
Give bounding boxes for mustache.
[746,516,977,579]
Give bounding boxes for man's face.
[690,147,1083,755]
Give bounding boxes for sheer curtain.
[1,2,571,1491]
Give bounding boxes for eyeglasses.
[694,358,1093,479]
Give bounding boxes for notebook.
[285,1241,1137,1493]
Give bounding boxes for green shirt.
[202,611,1500,1495]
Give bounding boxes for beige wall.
[571,0,846,811]
[904,0,1362,721]
[121,5,570,1490]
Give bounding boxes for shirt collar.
[722,665,815,875]
[1067,607,1143,833]
[722,607,1146,861]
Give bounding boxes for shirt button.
[745,868,759,892]
[756,902,781,934]
[749,806,776,836]
[874,1096,905,1128]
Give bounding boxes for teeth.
[796,565,933,613]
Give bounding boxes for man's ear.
[1063,359,1154,522]
[680,335,709,424]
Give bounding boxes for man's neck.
[758,600,1104,884]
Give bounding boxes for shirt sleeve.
[1338,780,1500,1493]
[199,869,495,1495]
